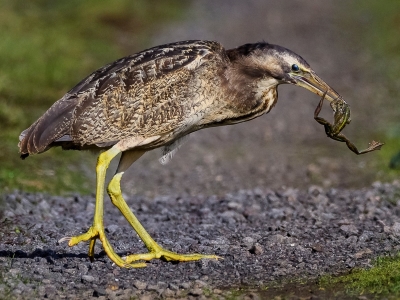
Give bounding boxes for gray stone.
[392,222,400,235]
[163,288,175,297]
[106,224,120,235]
[180,282,191,289]
[78,264,89,275]
[93,288,106,297]
[81,275,96,283]
[63,268,76,275]
[340,224,358,234]
[194,280,207,288]
[189,288,203,296]
[242,236,255,249]
[268,234,287,244]
[146,284,158,291]
[249,243,264,255]
[168,283,179,291]
[156,281,167,289]
[133,280,147,290]
[8,269,20,277]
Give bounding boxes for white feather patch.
[159,135,190,165]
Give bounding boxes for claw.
[58,237,72,243]
[369,140,384,151]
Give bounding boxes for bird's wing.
[19,40,227,155]
[68,40,223,98]
[69,40,227,146]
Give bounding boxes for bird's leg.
[107,151,221,266]
[64,146,145,268]
[108,173,221,264]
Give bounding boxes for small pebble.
[81,275,96,283]
[189,288,203,296]
[93,288,106,297]
[249,243,264,255]
[133,280,147,290]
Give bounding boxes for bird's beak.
[289,70,341,103]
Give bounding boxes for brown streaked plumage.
[18,40,345,268]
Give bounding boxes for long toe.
[160,251,222,262]
[125,248,222,264]
[62,226,138,268]
[67,226,99,247]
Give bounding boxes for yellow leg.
[65,147,146,268]
[107,172,221,265]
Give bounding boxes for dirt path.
[1,1,398,299]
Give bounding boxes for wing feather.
[19,40,227,157]
[70,40,226,145]
[159,134,190,165]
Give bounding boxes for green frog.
[314,91,383,155]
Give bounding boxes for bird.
[19,40,347,268]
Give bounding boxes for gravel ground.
[1,0,399,299]
[1,182,400,299]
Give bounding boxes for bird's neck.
[252,78,280,113]
[219,66,280,122]
[194,63,280,129]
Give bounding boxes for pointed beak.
[289,70,341,103]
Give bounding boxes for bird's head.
[227,42,341,103]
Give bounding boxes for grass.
[0,0,185,195]
[320,254,400,297]
[349,1,400,172]
[211,254,400,299]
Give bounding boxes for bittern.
[18,40,377,268]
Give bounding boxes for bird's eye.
[291,64,300,72]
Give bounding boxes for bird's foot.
[125,245,222,264]
[60,226,146,268]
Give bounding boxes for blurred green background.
[0,0,185,194]
[0,0,399,196]
[352,1,400,171]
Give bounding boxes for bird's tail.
[18,97,76,159]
